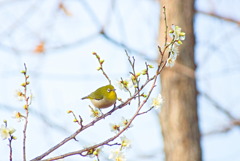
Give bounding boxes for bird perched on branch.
[82,85,117,109]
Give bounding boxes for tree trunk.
[158,0,202,161]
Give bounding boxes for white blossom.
[109,149,126,161]
[0,125,15,140]
[90,107,101,118]
[169,44,179,58]
[12,111,24,122]
[169,24,186,41]
[15,90,24,101]
[0,125,10,140]
[110,123,120,133]
[120,117,133,128]
[166,56,176,68]
[116,78,133,91]
[120,136,131,149]
[152,94,164,109]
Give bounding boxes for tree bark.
[158,0,202,161]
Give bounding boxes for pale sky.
[0,0,239,161]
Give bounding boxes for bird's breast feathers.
[90,98,116,109]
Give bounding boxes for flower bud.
[96,55,100,59]
[93,150,98,156]
[100,59,104,64]
[131,75,136,81]
[16,91,23,97]
[136,72,141,77]
[180,32,185,36]
[73,119,78,122]
[9,128,16,135]
[67,110,72,114]
[20,70,26,74]
[141,69,147,75]
[23,104,28,110]
[148,65,154,68]
[142,94,147,98]
[177,40,183,45]
[21,82,26,87]
[96,67,102,71]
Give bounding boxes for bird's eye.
[107,88,111,92]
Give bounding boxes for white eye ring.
[107,88,111,92]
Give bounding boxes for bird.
[81,84,117,109]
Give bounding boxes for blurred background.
[0,0,239,161]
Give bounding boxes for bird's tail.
[81,96,88,100]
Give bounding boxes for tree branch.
[196,10,240,25]
[201,92,240,135]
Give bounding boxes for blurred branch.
[78,0,102,28]
[0,0,157,64]
[168,62,195,79]
[77,0,147,62]
[204,124,234,136]
[201,92,236,120]
[93,52,112,84]
[101,31,154,62]
[196,10,240,25]
[0,104,69,134]
[204,119,240,136]
[0,0,40,37]
[201,92,240,135]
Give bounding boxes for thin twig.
[158,45,163,55]
[93,52,112,84]
[106,142,121,146]
[145,62,150,80]
[163,6,168,46]
[22,63,30,161]
[120,77,132,97]
[125,50,141,106]
[9,138,13,161]
[138,106,155,116]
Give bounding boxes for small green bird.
[82,84,117,109]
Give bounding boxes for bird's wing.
[88,92,104,100]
